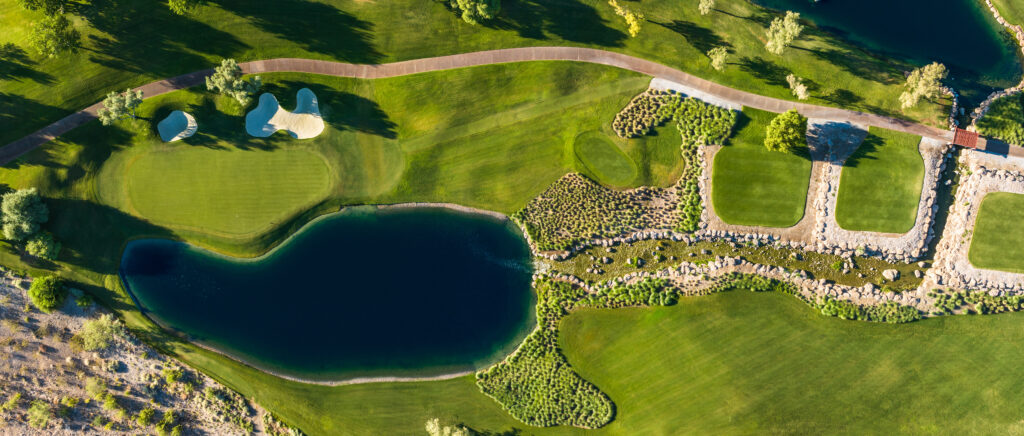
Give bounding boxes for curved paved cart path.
[0,46,956,165]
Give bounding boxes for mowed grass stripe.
[836,127,923,233]
[126,148,331,236]
[711,108,812,227]
[968,192,1024,273]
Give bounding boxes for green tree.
[16,0,67,15]
[765,11,803,55]
[28,14,79,58]
[78,314,124,351]
[786,74,809,100]
[707,46,728,71]
[26,232,60,260]
[97,89,144,126]
[609,0,644,37]
[698,0,715,15]
[425,418,474,436]
[27,400,51,429]
[168,0,202,15]
[448,0,500,24]
[2,188,48,241]
[764,109,807,153]
[205,59,262,106]
[899,62,947,109]
[28,276,65,313]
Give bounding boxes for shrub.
[85,377,107,400]
[26,232,60,260]
[163,366,184,385]
[1,392,21,412]
[28,276,65,313]
[77,314,124,351]
[27,400,51,429]
[1,187,48,242]
[136,407,155,426]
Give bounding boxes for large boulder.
[882,269,900,281]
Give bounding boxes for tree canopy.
[698,0,715,16]
[28,14,79,58]
[28,276,65,313]
[16,0,67,15]
[707,46,728,71]
[97,89,144,126]
[786,74,809,100]
[764,109,807,153]
[1,188,48,242]
[78,314,124,351]
[168,0,202,15]
[26,232,61,260]
[448,0,500,24]
[609,0,644,37]
[765,11,803,55]
[899,62,947,109]
[205,59,262,106]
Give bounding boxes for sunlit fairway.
[835,127,924,233]
[711,108,812,228]
[968,192,1024,273]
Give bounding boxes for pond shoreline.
[121,202,536,386]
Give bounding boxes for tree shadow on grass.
[0,43,55,85]
[842,131,882,169]
[737,56,792,88]
[214,0,382,63]
[651,20,731,54]
[81,0,250,76]
[0,93,71,149]
[485,0,626,46]
[269,81,397,139]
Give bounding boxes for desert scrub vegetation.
[817,297,922,323]
[476,276,681,428]
[929,288,1024,315]
[513,173,677,251]
[611,91,675,138]
[976,93,1024,145]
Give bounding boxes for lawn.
[975,93,1024,146]
[573,130,639,186]
[993,0,1024,28]
[0,0,950,148]
[147,290,1024,435]
[968,192,1024,273]
[711,108,812,227]
[835,127,924,233]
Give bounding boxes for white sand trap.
[157,110,198,142]
[245,88,325,139]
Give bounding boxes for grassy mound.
[968,192,1024,273]
[975,93,1024,145]
[711,108,812,227]
[835,127,924,233]
[573,130,638,186]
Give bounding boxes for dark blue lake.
[755,0,1022,105]
[119,206,535,381]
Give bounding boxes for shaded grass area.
[975,93,1024,146]
[711,108,812,227]
[968,192,1024,273]
[835,127,923,233]
[560,291,1024,435]
[0,0,951,146]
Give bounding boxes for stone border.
[925,150,1024,293]
[811,136,950,263]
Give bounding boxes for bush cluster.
[668,96,737,148]
[976,93,1024,146]
[929,288,1024,315]
[818,297,921,323]
[585,278,678,308]
[513,174,656,251]
[611,91,675,138]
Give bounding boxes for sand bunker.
[245,88,325,139]
[157,110,198,142]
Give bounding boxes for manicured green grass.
[975,93,1024,145]
[0,0,949,147]
[573,130,638,186]
[835,127,923,233]
[993,0,1024,28]
[152,290,1024,435]
[968,192,1024,273]
[711,108,812,227]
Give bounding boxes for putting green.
[835,127,923,233]
[968,192,1024,273]
[573,130,638,186]
[125,148,331,236]
[711,108,812,227]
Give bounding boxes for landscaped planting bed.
[835,127,924,233]
[512,173,678,252]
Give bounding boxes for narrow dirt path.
[0,46,955,165]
